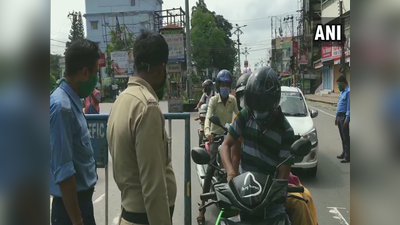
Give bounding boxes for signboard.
[298,49,308,65]
[160,30,185,62]
[321,43,349,62]
[167,63,182,73]
[168,97,183,112]
[291,41,298,57]
[275,37,292,50]
[111,51,134,77]
[86,116,108,168]
[244,60,248,68]
[99,53,106,68]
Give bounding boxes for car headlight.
[302,128,318,146]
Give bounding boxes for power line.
[227,11,298,22]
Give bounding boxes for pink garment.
[288,172,301,186]
[84,89,100,113]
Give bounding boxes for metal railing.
[86,112,192,225]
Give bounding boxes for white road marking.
[309,106,336,118]
[328,207,349,225]
[93,194,105,204]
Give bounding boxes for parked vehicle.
[280,86,319,176]
[192,138,312,224]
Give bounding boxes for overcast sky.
[51,0,298,69]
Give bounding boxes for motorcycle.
[194,104,208,147]
[195,116,230,189]
[191,138,312,225]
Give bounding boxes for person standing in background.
[50,39,101,225]
[107,30,176,225]
[335,75,350,163]
[84,86,101,114]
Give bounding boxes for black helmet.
[202,79,214,94]
[244,67,281,119]
[235,73,251,111]
[202,79,213,88]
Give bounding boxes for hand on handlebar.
[227,172,237,182]
[206,134,214,143]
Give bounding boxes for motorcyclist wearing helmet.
[219,67,295,223]
[195,79,215,110]
[229,69,318,225]
[235,73,251,111]
[197,70,239,225]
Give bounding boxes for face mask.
[338,83,344,92]
[253,111,270,120]
[155,68,167,100]
[219,87,230,98]
[77,74,98,98]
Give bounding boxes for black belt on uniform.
[121,206,175,224]
[337,112,346,117]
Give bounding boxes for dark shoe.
[340,159,350,163]
[337,155,345,159]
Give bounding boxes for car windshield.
[280,91,308,117]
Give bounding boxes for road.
[50,101,350,225]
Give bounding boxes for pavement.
[50,101,350,225]
[305,94,339,106]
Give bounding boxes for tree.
[104,25,136,78]
[50,54,61,78]
[191,1,237,72]
[190,8,225,72]
[65,11,85,52]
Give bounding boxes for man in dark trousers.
[50,39,101,225]
[335,75,350,163]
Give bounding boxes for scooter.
[191,138,312,225]
[194,104,208,146]
[195,116,229,189]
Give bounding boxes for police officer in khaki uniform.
[107,30,177,225]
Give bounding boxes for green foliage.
[50,74,57,90]
[191,8,225,71]
[50,54,61,78]
[191,1,237,72]
[105,27,136,77]
[65,11,85,53]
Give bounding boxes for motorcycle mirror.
[209,116,223,128]
[290,138,312,157]
[191,147,210,165]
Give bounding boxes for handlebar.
[200,192,216,201]
[287,186,304,193]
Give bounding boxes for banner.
[298,49,308,65]
[99,53,106,68]
[161,30,185,62]
[110,51,134,77]
[321,42,350,62]
[275,37,292,50]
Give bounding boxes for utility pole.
[234,24,246,75]
[185,0,193,100]
[338,0,346,77]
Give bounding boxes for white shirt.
[200,91,215,105]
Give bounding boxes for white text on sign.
[88,123,105,139]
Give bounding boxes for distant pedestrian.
[335,75,350,163]
[107,30,177,225]
[50,39,101,225]
[84,86,101,114]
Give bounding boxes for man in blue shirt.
[335,75,350,163]
[50,39,101,225]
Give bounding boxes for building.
[313,0,350,94]
[83,0,163,53]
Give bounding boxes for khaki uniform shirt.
[204,94,239,136]
[107,76,177,225]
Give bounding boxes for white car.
[280,86,319,176]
